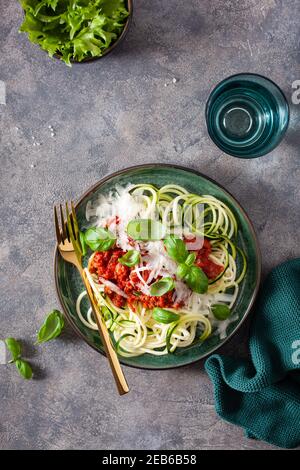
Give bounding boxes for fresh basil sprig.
[164,236,208,294]
[5,337,21,363]
[150,277,175,296]
[118,250,140,267]
[183,266,208,294]
[3,310,65,381]
[82,227,116,252]
[127,219,165,241]
[177,253,197,278]
[176,263,189,279]
[4,337,33,380]
[164,235,188,263]
[152,307,180,324]
[211,304,231,320]
[36,310,65,344]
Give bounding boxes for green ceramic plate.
[54,164,261,369]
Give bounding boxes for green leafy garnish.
[149,277,175,297]
[19,0,129,66]
[5,338,22,363]
[176,263,189,279]
[36,310,65,344]
[84,227,116,251]
[211,304,231,321]
[4,337,33,380]
[152,308,180,324]
[163,236,188,263]
[183,265,208,294]
[118,250,140,267]
[15,359,33,380]
[164,236,208,294]
[127,219,166,241]
[185,252,196,266]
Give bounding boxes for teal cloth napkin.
[205,258,300,449]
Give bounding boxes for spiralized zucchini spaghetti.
[76,184,247,357]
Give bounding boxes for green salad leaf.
[19,0,129,66]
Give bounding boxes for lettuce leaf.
[19,0,129,66]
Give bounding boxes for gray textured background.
[0,0,299,450]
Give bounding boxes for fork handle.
[81,269,129,395]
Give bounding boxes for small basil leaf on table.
[152,308,180,324]
[150,277,175,296]
[36,310,65,344]
[211,304,231,320]
[183,266,208,294]
[164,236,188,263]
[15,359,33,380]
[79,231,87,256]
[4,337,21,363]
[127,219,166,241]
[118,250,140,267]
[84,227,116,251]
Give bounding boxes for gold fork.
[54,202,129,395]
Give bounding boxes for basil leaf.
[5,337,21,363]
[15,359,33,380]
[164,236,188,263]
[79,231,87,256]
[36,310,65,344]
[152,308,180,324]
[211,304,231,320]
[127,219,165,241]
[84,227,116,251]
[118,250,140,267]
[176,263,189,279]
[185,252,196,267]
[150,277,175,296]
[183,266,208,294]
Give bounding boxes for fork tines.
[54,202,79,245]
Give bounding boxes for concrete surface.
[0,0,299,450]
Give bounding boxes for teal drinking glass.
[205,73,289,158]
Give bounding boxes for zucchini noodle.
[77,183,247,356]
